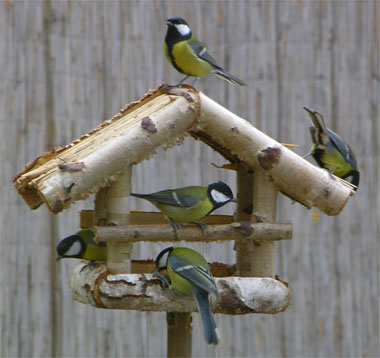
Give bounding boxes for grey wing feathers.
[327,129,358,168]
[131,190,199,208]
[189,41,246,86]
[170,257,219,297]
[189,41,221,69]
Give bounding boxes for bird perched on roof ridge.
[164,17,246,86]
[130,181,235,232]
[56,229,107,261]
[304,107,360,190]
[155,246,220,345]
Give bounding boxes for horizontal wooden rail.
[71,263,290,314]
[94,222,292,243]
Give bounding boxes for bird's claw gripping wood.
[153,270,171,289]
[192,222,208,234]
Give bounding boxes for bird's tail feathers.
[213,69,246,86]
[348,170,360,190]
[130,193,150,199]
[194,289,219,345]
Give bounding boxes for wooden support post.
[234,167,278,277]
[234,167,255,276]
[251,168,277,277]
[167,312,192,358]
[95,168,132,274]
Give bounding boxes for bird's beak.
[303,106,314,115]
[166,20,172,26]
[231,198,237,203]
[56,256,63,261]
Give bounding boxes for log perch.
[94,222,292,243]
[14,85,353,215]
[70,263,290,315]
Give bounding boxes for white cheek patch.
[66,240,82,256]
[175,24,191,36]
[159,254,168,268]
[210,189,230,204]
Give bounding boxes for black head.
[56,234,86,259]
[207,181,235,209]
[155,247,174,270]
[165,17,192,44]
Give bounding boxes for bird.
[130,181,235,230]
[304,107,360,189]
[164,17,246,86]
[56,229,107,261]
[154,246,219,345]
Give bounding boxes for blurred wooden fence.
[1,1,379,357]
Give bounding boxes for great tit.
[304,107,360,189]
[155,246,219,345]
[56,229,107,261]
[164,17,246,86]
[130,181,235,229]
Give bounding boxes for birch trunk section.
[70,264,290,314]
[14,88,353,216]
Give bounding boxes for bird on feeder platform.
[130,181,236,232]
[154,246,220,345]
[164,17,246,86]
[56,229,107,261]
[304,107,360,190]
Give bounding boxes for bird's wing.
[170,256,219,297]
[327,129,358,168]
[131,186,206,208]
[188,38,221,69]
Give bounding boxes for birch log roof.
[14,85,354,215]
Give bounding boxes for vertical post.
[167,312,192,358]
[234,167,255,276]
[95,167,132,274]
[234,167,277,277]
[251,168,277,277]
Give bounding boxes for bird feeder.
[13,85,354,358]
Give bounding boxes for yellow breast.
[171,41,213,77]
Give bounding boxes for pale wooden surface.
[70,265,290,314]
[1,1,379,357]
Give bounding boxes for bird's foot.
[192,222,208,234]
[325,169,336,180]
[169,220,182,239]
[176,75,190,86]
[190,77,199,86]
[153,271,171,289]
[301,152,312,159]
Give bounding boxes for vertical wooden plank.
[167,312,192,358]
